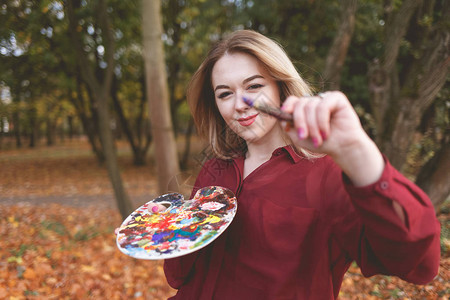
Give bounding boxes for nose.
[234,91,250,112]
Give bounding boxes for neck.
[245,125,287,161]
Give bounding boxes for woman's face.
[211,52,282,144]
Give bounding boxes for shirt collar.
[281,145,304,164]
[233,145,304,165]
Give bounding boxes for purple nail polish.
[152,206,159,213]
[297,128,306,140]
[320,130,327,141]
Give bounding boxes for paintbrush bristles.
[243,96,293,122]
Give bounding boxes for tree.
[142,0,180,194]
[367,0,449,206]
[323,0,358,90]
[368,0,448,165]
[107,0,153,166]
[416,133,450,208]
[0,1,83,150]
[66,0,133,219]
[111,74,152,166]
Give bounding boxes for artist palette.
[116,186,237,260]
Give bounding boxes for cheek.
[266,85,282,106]
[257,113,277,127]
[215,101,234,122]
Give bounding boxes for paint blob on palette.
[116,186,237,260]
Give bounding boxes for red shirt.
[164,146,440,299]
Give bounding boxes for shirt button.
[380,181,389,190]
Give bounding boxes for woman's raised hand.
[281,91,362,154]
[281,91,385,187]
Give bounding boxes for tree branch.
[96,0,116,92]
[383,0,422,72]
[323,0,357,90]
[66,0,101,93]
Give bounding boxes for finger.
[304,97,322,147]
[292,98,308,140]
[114,227,120,235]
[316,95,332,141]
[280,95,300,113]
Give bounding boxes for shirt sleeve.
[337,158,440,284]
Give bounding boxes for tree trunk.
[322,0,357,90]
[142,0,180,194]
[368,0,449,170]
[0,117,3,149]
[369,0,422,146]
[49,41,104,157]
[111,75,152,166]
[181,117,195,170]
[12,110,21,148]
[416,135,450,209]
[28,103,37,148]
[96,88,133,217]
[46,118,54,146]
[68,116,74,140]
[70,80,105,163]
[66,0,134,219]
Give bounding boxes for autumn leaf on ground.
[0,140,448,299]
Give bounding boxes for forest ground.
[0,137,448,299]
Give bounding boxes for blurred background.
[0,0,448,299]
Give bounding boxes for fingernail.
[320,130,327,141]
[152,206,159,213]
[312,137,319,148]
[297,128,306,140]
[280,105,286,111]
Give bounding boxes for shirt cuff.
[342,155,395,200]
[341,154,435,234]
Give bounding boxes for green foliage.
[73,227,100,241]
[440,208,450,254]
[1,0,381,139]
[0,0,75,144]
[10,244,37,258]
[370,287,382,297]
[0,0,147,148]
[41,219,67,236]
[0,0,446,181]
[389,288,403,298]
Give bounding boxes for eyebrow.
[214,74,265,92]
[243,74,264,84]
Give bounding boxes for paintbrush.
[243,96,293,123]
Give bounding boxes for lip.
[237,113,259,126]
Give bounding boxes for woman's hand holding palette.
[116,186,237,260]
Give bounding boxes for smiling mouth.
[237,114,258,126]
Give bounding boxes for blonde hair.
[187,30,315,160]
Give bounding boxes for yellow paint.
[199,215,221,225]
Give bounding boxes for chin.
[230,119,277,143]
[237,128,267,143]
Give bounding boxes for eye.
[248,83,264,90]
[218,91,232,99]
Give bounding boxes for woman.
[161,30,440,299]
